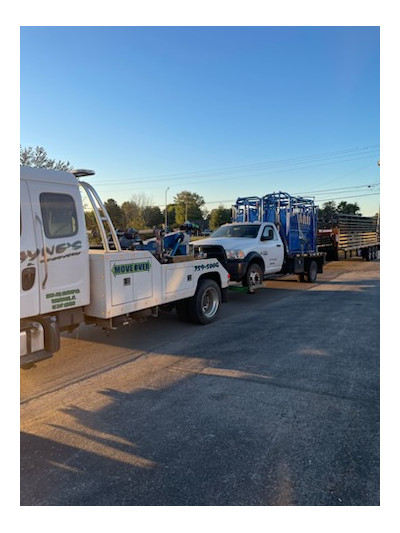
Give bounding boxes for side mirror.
[261,230,274,241]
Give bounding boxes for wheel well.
[198,272,221,287]
[245,255,264,273]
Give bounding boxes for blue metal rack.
[233,196,261,223]
[232,191,318,254]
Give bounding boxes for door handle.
[276,244,282,247]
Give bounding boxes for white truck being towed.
[20,166,229,366]
[194,192,326,291]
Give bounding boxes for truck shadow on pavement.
[21,274,380,506]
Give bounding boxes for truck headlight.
[226,249,245,259]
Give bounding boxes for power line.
[173,190,380,209]
[293,182,379,196]
[101,181,379,208]
[96,154,379,195]
[94,144,380,188]
[314,192,380,202]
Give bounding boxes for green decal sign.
[112,261,151,277]
[46,288,81,310]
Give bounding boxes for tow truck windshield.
[210,224,261,238]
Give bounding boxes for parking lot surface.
[20,259,380,506]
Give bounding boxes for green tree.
[84,210,97,232]
[337,201,361,215]
[319,200,362,224]
[164,204,176,229]
[121,200,146,230]
[209,205,231,230]
[143,206,163,228]
[104,199,125,229]
[84,210,102,246]
[319,201,337,220]
[174,191,205,225]
[20,145,72,170]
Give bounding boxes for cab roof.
[20,166,94,185]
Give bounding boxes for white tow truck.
[20,166,229,366]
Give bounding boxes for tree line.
[21,146,369,233]
[97,193,232,232]
[318,200,362,224]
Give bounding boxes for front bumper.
[194,244,246,281]
[223,259,247,281]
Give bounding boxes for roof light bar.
[71,169,95,178]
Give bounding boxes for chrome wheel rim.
[201,287,219,317]
[249,268,261,286]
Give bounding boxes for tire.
[305,260,318,283]
[187,279,221,324]
[243,262,263,292]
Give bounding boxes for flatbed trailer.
[317,213,380,261]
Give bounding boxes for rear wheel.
[363,247,372,261]
[244,262,263,292]
[187,279,221,324]
[305,260,318,283]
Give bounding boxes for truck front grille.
[195,245,227,263]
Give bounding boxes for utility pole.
[185,200,193,221]
[165,187,170,230]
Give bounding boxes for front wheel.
[187,279,221,324]
[243,262,263,292]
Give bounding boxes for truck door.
[26,180,90,315]
[260,225,284,273]
[20,180,40,318]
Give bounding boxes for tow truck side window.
[40,193,78,238]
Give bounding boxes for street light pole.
[165,187,170,230]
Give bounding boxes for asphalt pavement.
[20,259,380,506]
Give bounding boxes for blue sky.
[20,26,380,215]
